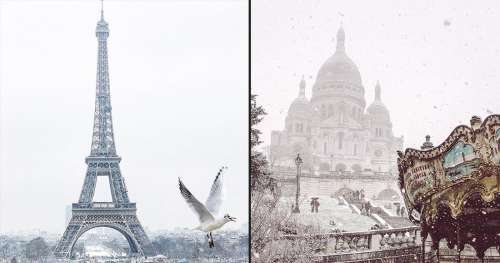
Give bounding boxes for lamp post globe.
[295,153,303,167]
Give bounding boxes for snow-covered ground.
[281,195,377,232]
[85,245,123,258]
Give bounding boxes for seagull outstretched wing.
[178,178,214,223]
[205,166,226,216]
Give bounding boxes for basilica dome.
[311,26,365,107]
[288,97,310,117]
[367,100,389,116]
[367,81,390,121]
[287,77,311,118]
[316,28,362,86]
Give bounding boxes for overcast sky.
[252,0,500,151]
[0,0,248,234]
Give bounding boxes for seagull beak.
[230,216,236,222]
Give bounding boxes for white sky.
[0,0,248,234]
[252,0,500,151]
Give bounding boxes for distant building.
[270,26,403,175]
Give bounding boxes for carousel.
[398,115,500,261]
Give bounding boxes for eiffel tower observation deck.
[54,3,155,258]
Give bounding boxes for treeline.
[151,232,248,260]
[0,236,51,263]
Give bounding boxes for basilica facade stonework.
[270,27,403,176]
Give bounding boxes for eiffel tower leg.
[78,170,97,204]
[123,215,156,256]
[54,215,84,258]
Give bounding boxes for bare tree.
[251,189,327,262]
[24,237,50,263]
[250,94,324,262]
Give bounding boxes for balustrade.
[271,166,395,180]
[274,226,420,255]
[266,227,500,262]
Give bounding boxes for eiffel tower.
[54,3,155,259]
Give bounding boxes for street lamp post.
[293,153,303,213]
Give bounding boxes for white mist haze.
[0,0,248,234]
[252,0,500,151]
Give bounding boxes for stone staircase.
[347,200,414,229]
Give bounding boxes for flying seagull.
[178,166,236,248]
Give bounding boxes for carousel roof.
[398,114,500,259]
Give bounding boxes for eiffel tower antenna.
[54,3,155,258]
[100,0,104,20]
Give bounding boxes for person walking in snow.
[314,199,320,213]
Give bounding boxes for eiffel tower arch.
[57,214,143,258]
[54,3,155,259]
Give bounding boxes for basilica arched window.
[321,105,326,119]
[328,104,333,117]
[296,123,304,133]
[353,144,357,156]
[323,142,327,154]
[298,123,304,133]
[337,132,344,150]
[339,104,346,124]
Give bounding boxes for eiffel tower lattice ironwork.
[54,5,155,259]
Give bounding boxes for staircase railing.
[272,226,420,255]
